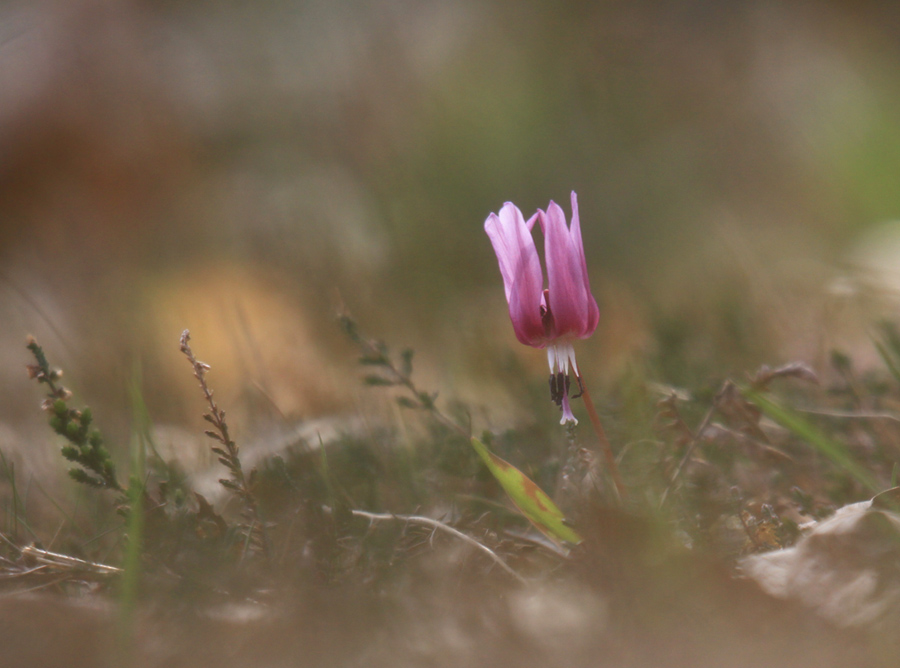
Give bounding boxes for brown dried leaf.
[194,492,229,538]
[716,381,768,441]
[655,393,694,446]
[871,486,900,511]
[751,362,819,391]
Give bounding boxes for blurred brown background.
[4,0,900,479]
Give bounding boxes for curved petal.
[568,192,599,337]
[484,203,545,346]
[539,201,593,339]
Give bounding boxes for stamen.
[571,373,584,400]
[565,343,579,377]
[546,343,581,423]
[550,371,566,406]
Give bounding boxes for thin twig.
[0,531,22,555]
[578,377,627,502]
[347,508,527,584]
[658,395,720,510]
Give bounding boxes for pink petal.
[539,200,595,339]
[568,192,599,336]
[484,203,545,346]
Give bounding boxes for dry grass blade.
[20,545,122,576]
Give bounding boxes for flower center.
[546,343,584,424]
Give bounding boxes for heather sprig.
[26,336,123,492]
[338,312,449,426]
[179,330,268,557]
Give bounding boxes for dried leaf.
[871,486,900,511]
[194,492,229,536]
[751,362,819,390]
[742,499,900,627]
[717,381,767,441]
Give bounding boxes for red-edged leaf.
[470,437,581,544]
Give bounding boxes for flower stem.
[577,375,627,502]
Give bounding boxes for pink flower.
[484,192,599,424]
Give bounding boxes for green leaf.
[359,354,388,366]
[742,387,878,492]
[395,396,420,409]
[363,375,395,387]
[469,437,581,545]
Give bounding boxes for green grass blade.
[742,387,878,492]
[874,340,900,386]
[117,368,149,661]
[469,437,581,545]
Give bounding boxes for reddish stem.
[578,375,627,502]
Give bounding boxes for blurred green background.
[3,0,900,473]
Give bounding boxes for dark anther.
[549,371,568,407]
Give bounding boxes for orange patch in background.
[140,262,347,423]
